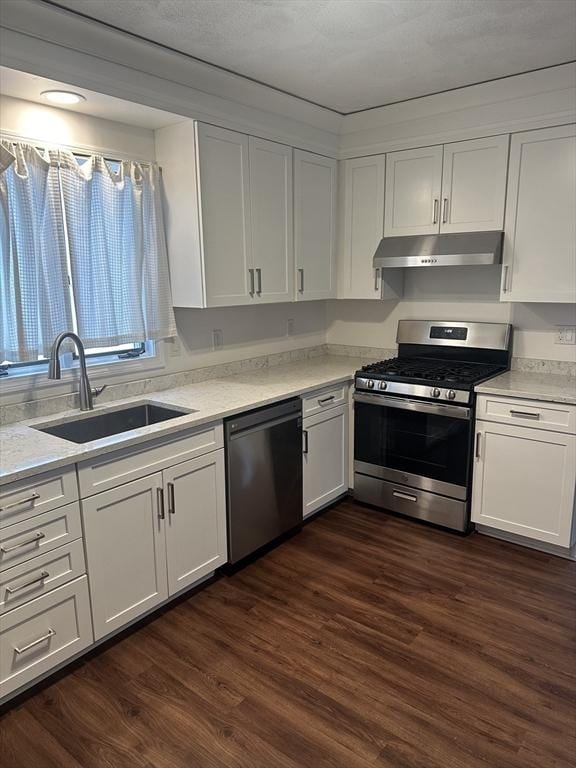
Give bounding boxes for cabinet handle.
[509,410,540,420]
[374,268,380,292]
[0,492,40,512]
[14,628,55,655]
[167,482,176,515]
[157,487,165,520]
[302,429,309,454]
[298,268,304,293]
[442,197,449,224]
[6,570,49,595]
[475,432,482,459]
[501,265,509,293]
[392,490,417,503]
[256,268,262,295]
[318,395,335,405]
[432,198,439,224]
[248,269,255,296]
[0,531,45,554]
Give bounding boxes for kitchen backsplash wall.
[326,266,576,367]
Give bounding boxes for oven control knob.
[379,381,388,390]
[431,388,441,398]
[447,389,456,400]
[367,380,375,389]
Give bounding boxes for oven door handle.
[353,392,471,420]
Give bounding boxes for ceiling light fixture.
[41,90,86,105]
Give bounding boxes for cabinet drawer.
[0,576,93,701]
[0,502,82,573]
[302,384,348,417]
[0,540,86,615]
[0,467,78,530]
[77,422,224,496]
[477,395,576,433]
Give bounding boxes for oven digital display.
[430,326,468,340]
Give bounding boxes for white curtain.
[58,153,176,348]
[0,142,73,362]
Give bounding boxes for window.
[0,141,176,383]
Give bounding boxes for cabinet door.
[338,156,403,300]
[164,451,227,596]
[196,123,253,307]
[384,145,443,236]
[249,137,293,303]
[294,150,337,300]
[440,135,509,233]
[501,124,576,302]
[471,421,576,547]
[81,474,168,640]
[303,404,349,518]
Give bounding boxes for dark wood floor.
[2,499,575,768]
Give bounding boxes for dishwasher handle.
[228,412,301,440]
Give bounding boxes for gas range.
[353,320,512,533]
[355,356,507,404]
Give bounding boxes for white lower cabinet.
[164,452,227,595]
[82,473,169,640]
[82,448,227,641]
[0,577,93,699]
[303,403,349,518]
[471,419,576,547]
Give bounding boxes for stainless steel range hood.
[373,231,503,268]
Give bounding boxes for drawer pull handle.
[393,490,418,503]
[318,395,336,405]
[0,492,40,512]
[0,531,45,554]
[6,570,49,595]
[509,410,540,420]
[167,482,176,515]
[14,628,56,655]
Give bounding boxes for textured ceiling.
[47,0,576,113]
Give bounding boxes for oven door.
[354,392,472,500]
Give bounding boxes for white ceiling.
[0,67,183,129]
[49,0,576,114]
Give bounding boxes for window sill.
[0,346,165,397]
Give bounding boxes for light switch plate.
[555,326,576,345]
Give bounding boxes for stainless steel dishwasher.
[225,398,303,565]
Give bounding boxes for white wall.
[0,94,156,159]
[327,268,576,362]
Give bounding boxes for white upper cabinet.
[294,150,337,300]
[384,145,443,236]
[384,136,509,237]
[501,124,576,303]
[440,135,509,233]
[248,137,293,303]
[157,121,294,308]
[338,155,403,300]
[195,123,253,307]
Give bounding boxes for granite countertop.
[475,370,576,405]
[0,356,361,485]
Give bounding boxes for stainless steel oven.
[354,393,472,531]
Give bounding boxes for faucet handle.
[91,385,107,399]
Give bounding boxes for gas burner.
[359,356,504,388]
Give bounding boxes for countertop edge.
[0,368,356,486]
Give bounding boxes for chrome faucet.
[48,332,106,411]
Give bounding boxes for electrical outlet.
[555,326,576,345]
[286,318,295,336]
[212,329,223,350]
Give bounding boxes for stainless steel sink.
[35,403,192,444]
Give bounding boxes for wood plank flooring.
[2,498,575,767]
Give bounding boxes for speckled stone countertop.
[475,370,576,405]
[0,356,360,486]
